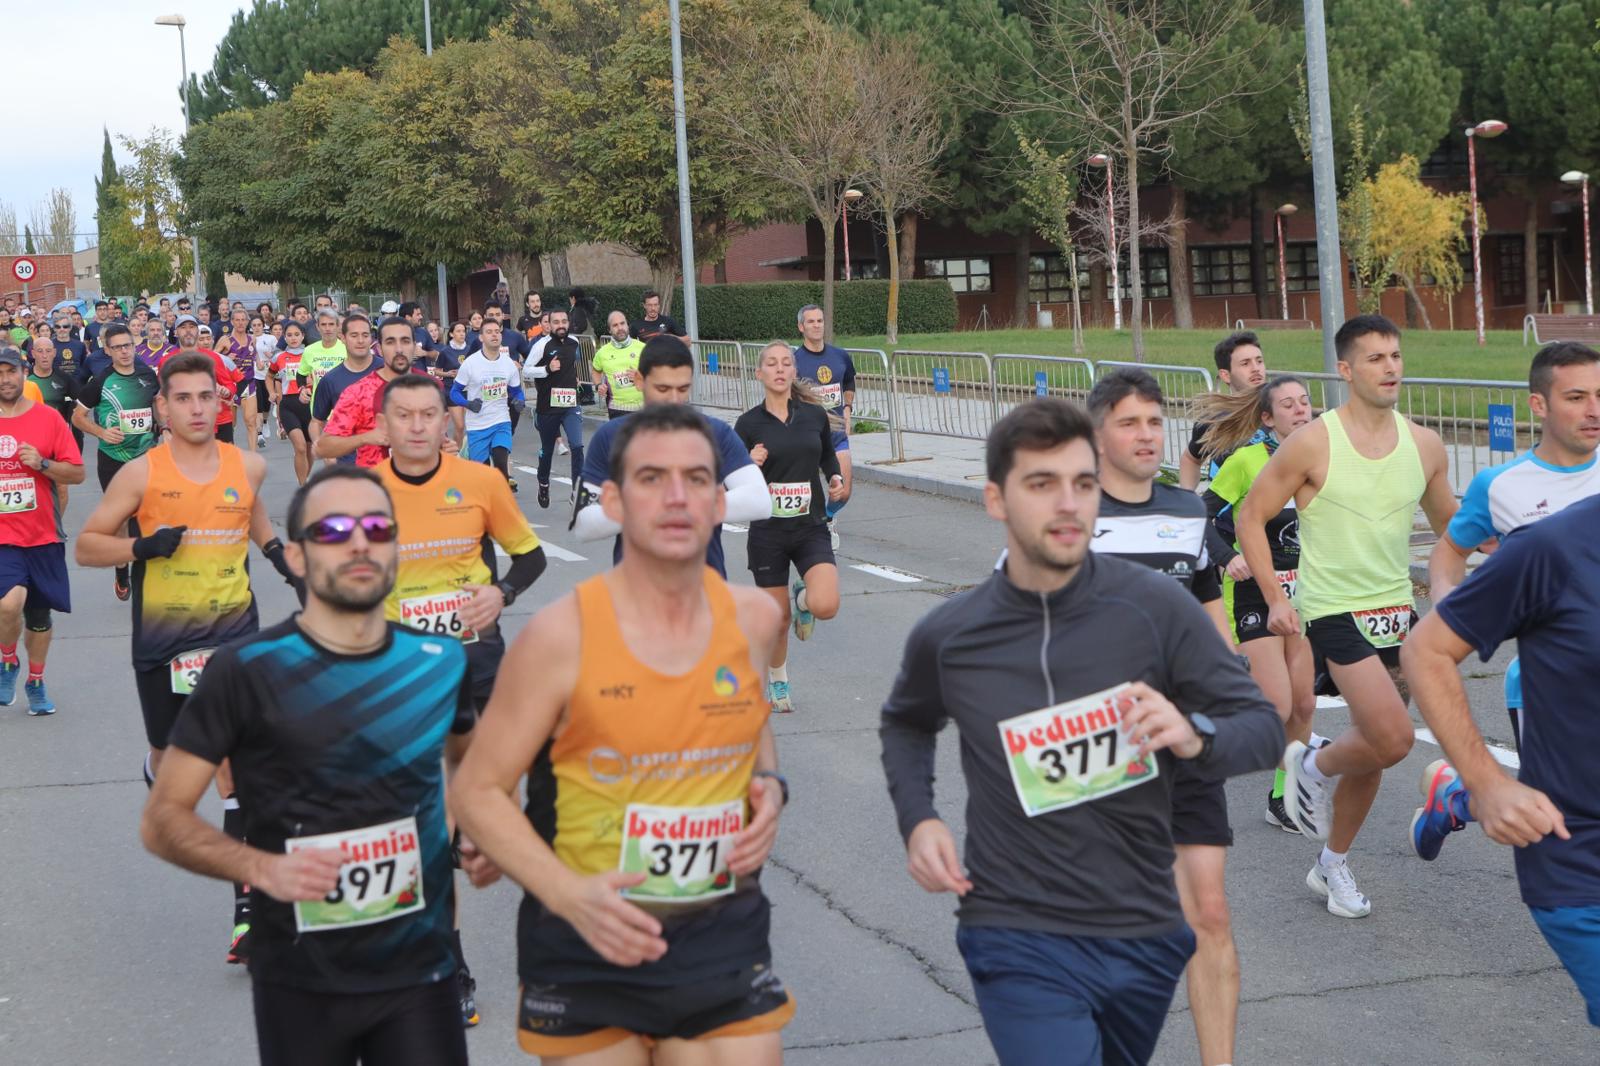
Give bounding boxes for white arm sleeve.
[722,463,774,524]
[572,481,621,541]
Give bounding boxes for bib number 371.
[619,800,742,903]
[287,816,425,933]
[998,683,1158,818]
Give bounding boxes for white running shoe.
[1307,858,1371,918]
[1282,740,1335,842]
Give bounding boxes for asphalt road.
[0,429,1593,1066]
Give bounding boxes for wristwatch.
[38,458,50,472]
[753,769,790,806]
[1186,712,1217,762]
[495,580,517,607]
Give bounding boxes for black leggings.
[96,450,131,584]
[252,978,467,1066]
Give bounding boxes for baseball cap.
[380,300,401,314]
[17,308,32,319]
[175,314,199,326]
[0,349,24,369]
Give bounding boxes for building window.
[1191,246,1254,296]
[1028,252,1089,303]
[1495,236,1554,307]
[922,257,991,293]
[1419,138,1469,179]
[1126,248,1171,299]
[1267,243,1320,293]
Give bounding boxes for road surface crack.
[786,1023,987,1051]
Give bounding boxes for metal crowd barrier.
[887,349,996,460]
[842,347,894,447]
[994,354,1096,416]
[1096,360,1215,473]
[690,340,750,411]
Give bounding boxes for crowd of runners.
[4,286,1598,1066]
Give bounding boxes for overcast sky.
[7,1,233,251]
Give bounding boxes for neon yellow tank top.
[1297,408,1425,621]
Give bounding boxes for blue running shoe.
[768,680,793,713]
[1410,759,1469,861]
[791,579,815,642]
[25,678,55,716]
[0,660,19,706]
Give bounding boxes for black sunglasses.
[294,513,398,545]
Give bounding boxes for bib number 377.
[619,800,742,903]
[998,683,1159,818]
[287,816,425,933]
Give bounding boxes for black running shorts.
[134,664,188,749]
[252,977,466,1066]
[517,962,794,1058]
[279,395,310,435]
[747,521,834,589]
[1170,761,1233,848]
[1306,608,1418,669]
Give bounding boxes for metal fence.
[690,340,750,411]
[888,350,996,460]
[994,354,1096,416]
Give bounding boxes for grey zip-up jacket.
[880,552,1284,938]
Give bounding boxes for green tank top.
[1297,408,1425,621]
[90,366,162,463]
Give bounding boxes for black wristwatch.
[496,580,517,607]
[753,769,789,806]
[1186,712,1217,762]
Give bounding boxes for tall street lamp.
[1466,118,1507,346]
[155,14,202,301]
[423,0,450,326]
[842,188,864,282]
[1087,153,1121,330]
[1276,203,1298,321]
[1562,170,1593,315]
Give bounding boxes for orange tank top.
[546,570,767,905]
[131,442,258,671]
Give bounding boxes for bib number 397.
[998,683,1158,818]
[1354,605,1412,648]
[287,816,425,933]
[619,800,742,903]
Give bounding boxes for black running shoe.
[1264,790,1301,834]
[458,966,480,1027]
[537,483,550,509]
[227,922,251,965]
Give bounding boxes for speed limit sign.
[11,257,36,283]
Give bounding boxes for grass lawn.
[831,327,1537,383]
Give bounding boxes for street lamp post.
[155,14,202,302]
[1276,203,1298,321]
[423,0,450,326]
[842,188,864,282]
[1466,119,1508,346]
[1562,170,1594,315]
[1087,153,1121,330]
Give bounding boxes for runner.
[0,347,85,716]
[317,317,427,468]
[308,315,378,453]
[140,464,490,1066]
[734,341,844,713]
[298,307,350,416]
[27,332,80,453]
[1179,331,1270,490]
[523,308,583,508]
[1084,368,1243,1066]
[792,305,854,549]
[574,336,771,578]
[591,310,645,419]
[76,351,297,963]
[160,314,242,445]
[378,371,550,1027]
[135,316,171,369]
[451,317,524,488]
[269,321,315,485]
[449,402,794,1063]
[1196,376,1320,837]
[218,306,264,453]
[1236,314,1458,918]
[880,397,1281,1066]
[630,290,685,340]
[73,324,162,602]
[1411,340,1600,860]
[84,300,111,353]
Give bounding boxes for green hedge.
[537,280,957,341]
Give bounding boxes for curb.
[850,460,988,505]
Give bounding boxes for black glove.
[262,538,296,584]
[465,399,483,414]
[133,525,187,561]
[509,396,526,413]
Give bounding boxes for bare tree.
[702,14,871,340]
[31,189,76,255]
[974,0,1269,359]
[853,34,952,344]
[0,202,18,256]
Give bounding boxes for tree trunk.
[1168,184,1194,330]
[821,210,837,343]
[898,212,918,281]
[1123,124,1145,360]
[649,259,679,317]
[400,276,418,303]
[499,251,532,308]
[1401,276,1432,330]
[1068,246,1085,354]
[1091,262,1107,328]
[714,258,728,284]
[1524,198,1540,315]
[1013,230,1031,329]
[549,248,572,288]
[885,205,902,344]
[1249,188,1268,318]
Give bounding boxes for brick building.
[0,254,75,310]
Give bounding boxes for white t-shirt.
[456,350,518,432]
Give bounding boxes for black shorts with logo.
[747,521,834,589]
[134,663,186,749]
[1170,761,1232,848]
[1306,608,1418,669]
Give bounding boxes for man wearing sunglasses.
[77,351,297,964]
[142,464,490,1066]
[378,372,547,1026]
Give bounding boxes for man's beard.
[309,557,395,612]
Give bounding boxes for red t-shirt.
[160,347,240,426]
[0,401,84,546]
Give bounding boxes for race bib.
[1275,568,1298,602]
[287,816,425,933]
[118,407,154,435]
[398,590,479,644]
[0,476,37,514]
[481,380,508,404]
[169,647,215,695]
[612,369,636,391]
[1354,605,1412,648]
[769,482,812,519]
[550,387,577,408]
[619,800,742,903]
[815,382,843,409]
[998,683,1158,818]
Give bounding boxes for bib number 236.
[998,683,1159,818]
[1354,605,1411,649]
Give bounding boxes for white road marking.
[851,563,924,584]
[514,465,572,485]
[1314,696,1520,769]
[497,540,586,563]
[723,524,748,533]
